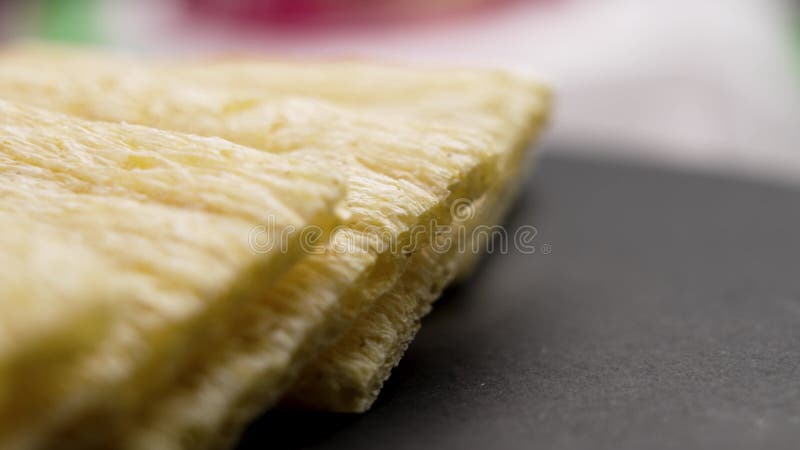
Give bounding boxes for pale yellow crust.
[283,87,548,412]
[0,45,550,449]
[0,100,345,449]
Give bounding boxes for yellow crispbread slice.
[0,47,511,448]
[285,140,538,412]
[283,82,547,411]
[121,135,498,450]
[0,50,548,446]
[0,216,117,449]
[264,68,549,411]
[0,100,345,449]
[161,58,549,408]
[124,64,547,446]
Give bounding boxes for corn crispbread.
[0,100,345,448]
[0,49,500,448]
[286,143,538,412]
[0,46,549,448]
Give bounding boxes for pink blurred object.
[182,0,545,27]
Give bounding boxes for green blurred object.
[37,0,102,43]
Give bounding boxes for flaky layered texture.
[123,62,548,444]
[0,100,345,449]
[0,48,514,448]
[159,58,550,412]
[283,97,546,412]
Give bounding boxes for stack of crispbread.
[0,44,549,450]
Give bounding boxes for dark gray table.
[238,154,800,450]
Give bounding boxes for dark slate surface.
[238,154,800,450]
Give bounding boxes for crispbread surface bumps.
[0,100,345,449]
[0,45,550,449]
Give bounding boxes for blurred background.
[1,0,798,184]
